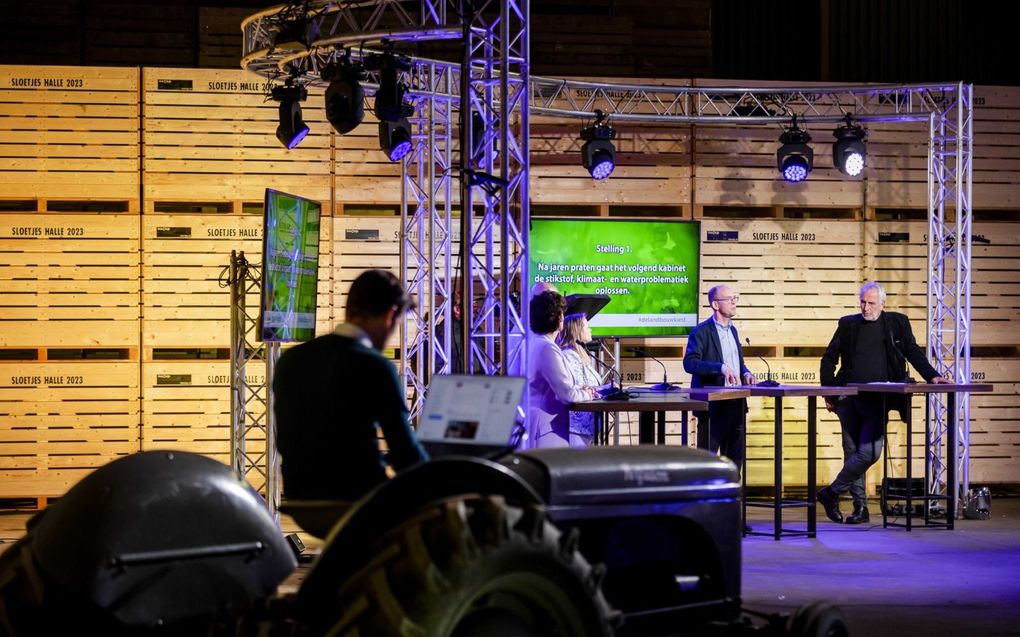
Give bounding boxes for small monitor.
[258,189,322,342]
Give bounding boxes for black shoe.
[817,486,844,523]
[744,524,753,534]
[845,505,870,525]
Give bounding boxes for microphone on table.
[577,340,629,400]
[628,347,676,391]
[746,337,780,387]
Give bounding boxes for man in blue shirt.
[683,285,756,468]
[274,269,429,501]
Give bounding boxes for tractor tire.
[787,601,849,637]
[304,495,617,637]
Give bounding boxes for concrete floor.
[741,498,1020,636]
[2,498,1019,635]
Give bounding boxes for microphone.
[745,337,779,387]
[577,340,629,400]
[628,347,676,391]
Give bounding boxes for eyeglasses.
[715,296,740,303]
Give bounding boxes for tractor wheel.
[304,496,617,637]
[787,601,849,637]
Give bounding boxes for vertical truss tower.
[457,0,530,418]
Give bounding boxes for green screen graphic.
[529,218,700,337]
[259,189,321,342]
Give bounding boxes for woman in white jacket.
[528,291,597,448]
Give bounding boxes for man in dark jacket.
[818,281,948,524]
[683,284,756,468]
[274,269,429,501]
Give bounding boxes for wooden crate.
[700,218,865,346]
[0,214,140,348]
[866,220,1020,346]
[972,85,1020,210]
[141,214,333,347]
[141,68,331,208]
[0,360,139,498]
[0,65,140,210]
[140,359,266,466]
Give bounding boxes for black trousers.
[695,398,747,468]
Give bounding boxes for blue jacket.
[683,316,751,388]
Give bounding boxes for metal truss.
[228,251,281,515]
[401,75,456,422]
[927,84,974,514]
[241,1,973,495]
[458,0,530,390]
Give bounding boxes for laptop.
[417,374,526,458]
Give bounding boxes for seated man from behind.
[273,269,428,501]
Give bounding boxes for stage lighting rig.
[379,118,413,162]
[323,55,365,135]
[580,109,616,180]
[271,81,309,149]
[777,116,813,183]
[833,113,867,177]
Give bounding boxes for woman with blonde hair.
[556,313,606,446]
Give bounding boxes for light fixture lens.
[582,137,616,180]
[380,119,413,162]
[590,154,615,180]
[782,156,809,182]
[843,151,865,176]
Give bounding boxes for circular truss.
[242,1,962,125]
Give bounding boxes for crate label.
[8,225,87,237]
[156,374,192,385]
[749,232,818,242]
[9,76,85,88]
[6,374,86,385]
[346,228,380,241]
[157,227,192,238]
[157,79,193,91]
[706,230,738,242]
[206,80,270,93]
[206,227,260,238]
[879,232,910,243]
[206,374,265,385]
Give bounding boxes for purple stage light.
[388,139,412,162]
[782,156,809,182]
[590,156,615,180]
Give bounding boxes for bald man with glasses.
[684,284,756,469]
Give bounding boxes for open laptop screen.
[418,375,525,450]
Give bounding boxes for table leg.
[639,412,653,444]
[906,400,913,532]
[808,395,817,538]
[657,410,666,445]
[682,411,688,447]
[948,391,957,530]
[925,396,931,525]
[774,396,783,541]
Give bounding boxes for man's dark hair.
[530,290,566,334]
[347,269,414,318]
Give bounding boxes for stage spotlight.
[379,118,413,162]
[777,117,813,183]
[271,83,309,149]
[833,114,867,177]
[580,109,616,180]
[324,63,365,134]
[368,53,413,123]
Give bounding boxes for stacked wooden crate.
[0,66,141,501]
